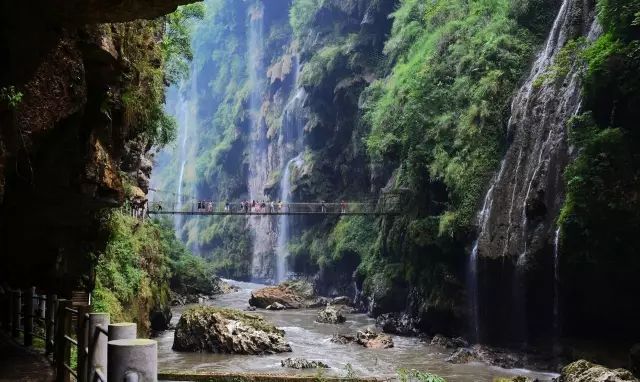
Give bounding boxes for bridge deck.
[148,211,396,216]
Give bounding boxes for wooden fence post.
[55,299,71,382]
[45,294,56,355]
[24,287,34,346]
[11,290,20,338]
[76,305,89,382]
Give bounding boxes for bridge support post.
[11,289,20,338]
[108,322,137,341]
[107,339,157,382]
[45,294,57,355]
[88,313,110,382]
[24,287,34,346]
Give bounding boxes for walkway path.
[0,331,53,382]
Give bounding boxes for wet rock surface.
[249,280,316,309]
[376,312,419,336]
[445,343,560,371]
[331,328,393,349]
[630,344,640,376]
[430,334,469,349]
[172,306,292,355]
[281,358,329,369]
[316,305,346,324]
[560,360,639,382]
[150,305,172,331]
[266,302,286,311]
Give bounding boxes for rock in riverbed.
[430,334,469,349]
[560,359,638,382]
[331,328,393,349]
[172,306,291,354]
[249,280,318,309]
[376,312,419,336]
[281,358,329,369]
[316,305,346,324]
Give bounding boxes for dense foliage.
[558,0,640,335]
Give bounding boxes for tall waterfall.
[246,2,275,281]
[275,56,308,283]
[471,0,598,344]
[172,69,198,232]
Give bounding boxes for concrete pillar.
[76,305,89,382]
[11,290,20,338]
[88,313,110,382]
[24,287,34,346]
[108,323,137,341]
[45,294,57,355]
[107,339,157,382]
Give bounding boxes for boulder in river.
[281,358,329,369]
[331,296,352,306]
[376,312,419,336]
[149,305,172,331]
[172,306,291,355]
[560,359,638,382]
[356,328,394,349]
[330,329,393,349]
[249,280,315,309]
[316,305,346,324]
[430,334,469,349]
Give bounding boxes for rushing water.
[157,280,557,381]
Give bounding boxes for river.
[156,280,557,381]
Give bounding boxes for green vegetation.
[93,212,216,334]
[290,0,324,39]
[365,0,538,234]
[557,0,640,330]
[163,4,206,83]
[0,86,23,108]
[397,369,446,382]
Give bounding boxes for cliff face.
[0,1,195,292]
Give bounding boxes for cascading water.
[172,69,199,232]
[552,227,560,341]
[472,0,598,344]
[275,55,308,283]
[276,154,304,282]
[246,2,275,281]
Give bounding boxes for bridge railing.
[0,286,156,382]
[147,200,401,215]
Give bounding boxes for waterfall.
[275,55,308,283]
[552,227,561,346]
[472,0,598,344]
[172,69,198,232]
[246,2,273,281]
[467,241,480,343]
[276,154,304,282]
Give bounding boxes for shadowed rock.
[316,305,346,324]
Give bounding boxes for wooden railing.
[0,286,156,382]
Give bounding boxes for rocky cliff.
[0,1,196,292]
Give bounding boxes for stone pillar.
[76,305,89,382]
[45,294,57,355]
[11,290,20,338]
[24,287,34,346]
[88,313,110,382]
[108,323,137,341]
[107,339,157,382]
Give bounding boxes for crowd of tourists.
[189,199,349,214]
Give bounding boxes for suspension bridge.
[143,189,405,217]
